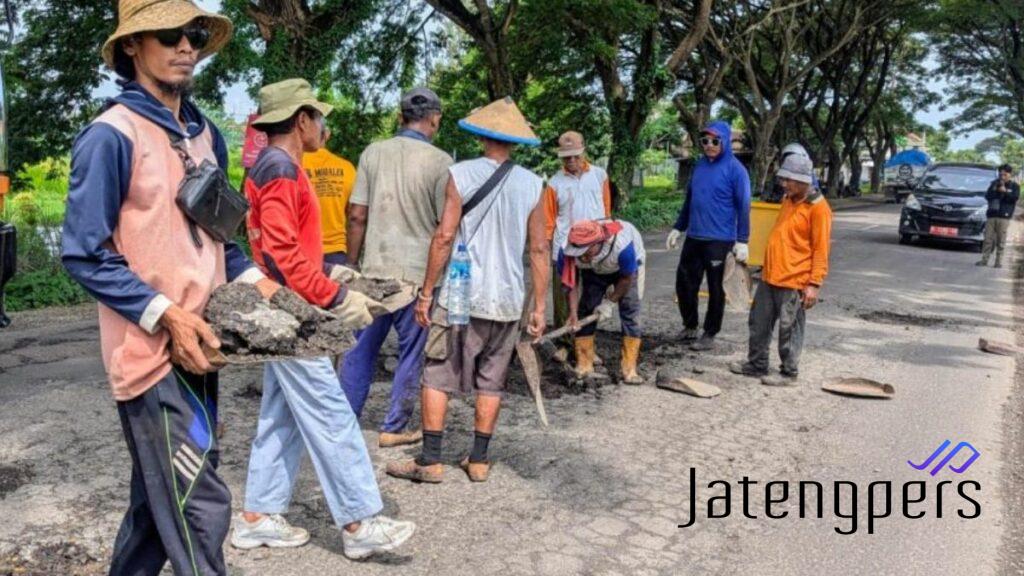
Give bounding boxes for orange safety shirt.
[762,191,832,290]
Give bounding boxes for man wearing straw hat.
[386,97,549,484]
[543,131,612,360]
[730,154,832,387]
[61,1,278,574]
[232,78,416,559]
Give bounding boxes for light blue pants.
[243,357,383,527]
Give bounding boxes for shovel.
[516,313,601,427]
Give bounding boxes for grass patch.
[617,176,681,230]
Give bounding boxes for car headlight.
[968,206,987,221]
[905,194,922,211]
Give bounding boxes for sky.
[127,0,989,152]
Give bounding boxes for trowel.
[515,311,600,427]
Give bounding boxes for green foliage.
[3,0,112,175]
[616,176,680,230]
[5,269,90,312]
[933,0,1024,137]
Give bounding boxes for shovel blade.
[515,341,549,426]
[822,377,895,399]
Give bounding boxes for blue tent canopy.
[885,149,930,168]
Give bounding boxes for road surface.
[0,202,1019,575]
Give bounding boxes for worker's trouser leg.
[776,288,806,375]
[676,238,734,336]
[245,358,383,528]
[747,283,805,375]
[981,218,1009,263]
[552,262,570,344]
[109,369,230,576]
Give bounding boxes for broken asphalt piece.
[978,337,1022,357]
[821,377,894,399]
[204,283,356,363]
[656,370,721,398]
[348,277,404,301]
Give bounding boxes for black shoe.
[995,261,1003,269]
[729,361,767,377]
[975,260,987,267]
[689,334,715,351]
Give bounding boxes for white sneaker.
[230,514,311,549]
[342,515,416,560]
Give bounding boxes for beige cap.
[557,131,586,158]
[252,79,334,126]
[102,0,233,68]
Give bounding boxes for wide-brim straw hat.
[102,0,233,68]
[458,97,540,146]
[252,78,334,126]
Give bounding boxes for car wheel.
[899,234,912,245]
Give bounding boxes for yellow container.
[748,201,781,267]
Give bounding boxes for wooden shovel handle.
[541,313,601,343]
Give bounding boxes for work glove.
[331,291,388,330]
[733,242,749,264]
[666,229,683,250]
[595,300,616,321]
[328,264,362,284]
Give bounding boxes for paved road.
[0,203,1019,575]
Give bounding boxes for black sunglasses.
[152,24,211,50]
[699,136,721,147]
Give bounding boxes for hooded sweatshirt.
[673,121,751,242]
[61,81,260,400]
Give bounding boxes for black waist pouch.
[175,157,250,245]
[167,130,249,247]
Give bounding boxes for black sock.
[416,430,443,466]
[469,431,492,463]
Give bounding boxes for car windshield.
[918,167,992,195]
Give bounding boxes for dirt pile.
[204,283,355,361]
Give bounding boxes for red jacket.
[245,146,341,307]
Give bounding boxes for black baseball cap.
[400,87,442,115]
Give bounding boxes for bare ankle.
[242,511,264,523]
[344,521,361,533]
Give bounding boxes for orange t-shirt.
[302,148,356,254]
[762,192,832,290]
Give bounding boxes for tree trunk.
[607,110,644,206]
[847,147,863,197]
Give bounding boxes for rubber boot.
[574,336,596,378]
[620,336,644,385]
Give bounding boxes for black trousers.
[675,237,734,337]
[109,368,230,576]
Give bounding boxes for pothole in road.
[0,463,34,499]
[1,542,103,575]
[857,310,954,328]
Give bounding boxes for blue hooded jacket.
[61,81,255,325]
[673,120,751,243]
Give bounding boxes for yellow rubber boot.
[574,336,596,378]
[621,336,644,385]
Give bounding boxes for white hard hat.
[781,143,809,159]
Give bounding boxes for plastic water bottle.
[447,244,472,325]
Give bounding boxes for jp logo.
[908,440,981,476]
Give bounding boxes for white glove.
[733,242,749,264]
[595,300,616,321]
[328,264,362,284]
[331,291,387,330]
[666,229,682,250]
